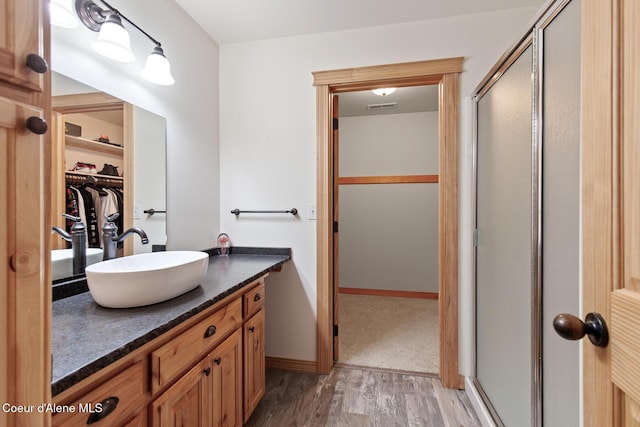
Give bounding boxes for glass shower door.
[475,44,533,426]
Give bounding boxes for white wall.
[339,112,439,293]
[219,7,540,369]
[51,0,221,252]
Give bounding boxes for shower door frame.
[471,0,579,425]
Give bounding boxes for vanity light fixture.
[50,0,79,28]
[140,46,175,86]
[91,12,135,62]
[74,0,175,85]
[371,88,397,96]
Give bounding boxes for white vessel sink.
[85,251,209,308]
[52,248,103,281]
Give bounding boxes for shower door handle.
[553,312,609,348]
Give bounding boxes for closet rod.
[231,208,298,216]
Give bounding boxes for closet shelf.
[65,135,123,156]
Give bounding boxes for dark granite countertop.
[51,248,290,396]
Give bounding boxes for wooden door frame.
[582,0,617,424]
[312,57,463,389]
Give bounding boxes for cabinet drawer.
[244,282,265,318]
[52,361,145,427]
[151,297,242,393]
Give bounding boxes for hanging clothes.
[65,177,124,249]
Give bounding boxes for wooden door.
[582,0,640,425]
[211,329,242,427]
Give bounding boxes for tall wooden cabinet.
[0,0,51,426]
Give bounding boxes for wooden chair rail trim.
[339,287,438,300]
[338,175,438,185]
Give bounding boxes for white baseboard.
[465,377,498,427]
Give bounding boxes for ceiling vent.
[367,102,398,111]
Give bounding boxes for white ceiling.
[172,0,543,116]
[339,86,439,117]
[173,0,543,45]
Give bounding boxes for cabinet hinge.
[473,228,479,247]
[332,117,339,130]
[333,221,339,233]
[333,324,339,337]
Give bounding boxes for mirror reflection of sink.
[51,248,103,281]
[85,251,209,308]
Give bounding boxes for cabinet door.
[243,309,265,422]
[210,329,242,427]
[0,0,46,91]
[150,358,210,427]
[0,96,49,426]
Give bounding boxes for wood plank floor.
[245,367,481,426]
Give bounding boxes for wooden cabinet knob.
[25,116,48,135]
[26,53,48,74]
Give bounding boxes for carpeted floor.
[337,293,439,374]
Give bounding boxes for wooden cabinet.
[0,1,50,426]
[244,309,265,422]
[150,358,211,427]
[0,0,47,91]
[54,276,268,427]
[151,298,242,394]
[210,329,243,427]
[52,362,145,426]
[151,326,243,427]
[150,329,242,427]
[242,281,266,421]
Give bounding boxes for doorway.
[335,86,440,374]
[312,57,463,389]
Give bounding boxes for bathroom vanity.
[51,249,290,426]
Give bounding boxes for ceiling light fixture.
[73,0,175,85]
[371,88,397,96]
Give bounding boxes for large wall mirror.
[51,71,167,282]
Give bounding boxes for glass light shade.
[140,47,175,86]
[91,14,135,63]
[371,88,397,96]
[50,0,79,28]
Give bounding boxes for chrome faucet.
[52,214,87,275]
[102,213,149,260]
